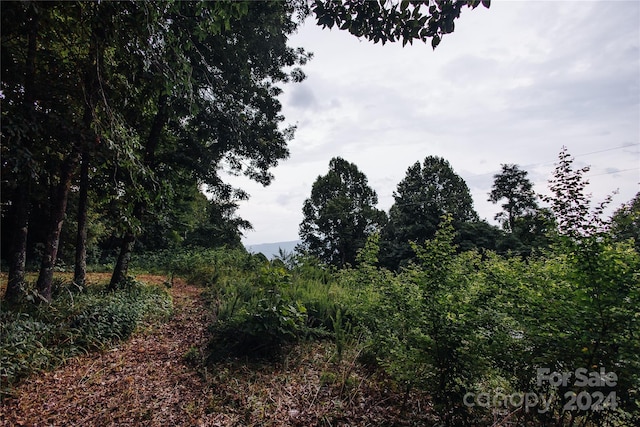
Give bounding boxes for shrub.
[208,289,309,361]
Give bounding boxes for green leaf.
[431,34,441,49]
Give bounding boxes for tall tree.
[2,1,97,301]
[73,150,90,287]
[34,1,118,301]
[102,1,310,288]
[380,156,477,269]
[299,157,386,267]
[487,163,552,255]
[488,164,538,232]
[1,1,39,302]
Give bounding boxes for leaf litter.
[1,276,436,426]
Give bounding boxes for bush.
[338,222,640,426]
[208,289,309,361]
[178,233,639,425]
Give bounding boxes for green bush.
[193,250,336,361]
[336,220,640,426]
[177,233,639,425]
[208,289,310,361]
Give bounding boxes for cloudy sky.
[228,0,640,246]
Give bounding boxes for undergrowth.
[0,276,172,397]
[164,235,638,427]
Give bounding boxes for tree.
[0,1,309,297]
[1,1,39,302]
[609,191,640,252]
[299,157,386,267]
[487,163,553,256]
[380,156,477,269]
[182,186,253,250]
[101,1,310,288]
[1,1,96,301]
[535,148,640,422]
[488,164,538,233]
[312,0,491,48]
[2,0,489,301]
[541,146,613,239]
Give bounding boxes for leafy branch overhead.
[312,0,491,48]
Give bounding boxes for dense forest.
[2,1,639,426]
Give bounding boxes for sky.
[227,0,640,246]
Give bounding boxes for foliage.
[157,190,636,424]
[380,156,478,269]
[155,248,337,361]
[541,146,613,239]
[299,157,387,268]
[489,163,539,232]
[486,164,554,256]
[208,288,310,361]
[609,191,640,252]
[1,0,490,294]
[341,218,485,424]
[327,150,640,425]
[333,222,639,425]
[0,0,313,293]
[312,0,491,48]
[0,277,172,395]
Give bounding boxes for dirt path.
[1,278,214,426]
[1,277,437,426]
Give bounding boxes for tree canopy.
[489,164,538,232]
[298,157,387,267]
[380,156,477,268]
[1,0,310,299]
[2,0,491,301]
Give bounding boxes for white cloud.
[229,1,640,245]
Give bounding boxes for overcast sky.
[228,0,640,246]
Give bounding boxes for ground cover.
[1,274,438,426]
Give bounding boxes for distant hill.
[245,240,301,259]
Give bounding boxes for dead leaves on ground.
[1,276,436,426]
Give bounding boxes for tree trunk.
[35,150,81,302]
[5,182,30,302]
[109,94,169,289]
[5,4,38,302]
[109,231,136,291]
[73,2,106,289]
[73,151,90,287]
